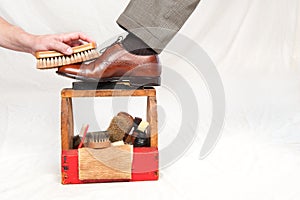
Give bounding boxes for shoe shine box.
[60,87,159,184]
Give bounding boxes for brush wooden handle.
[35,42,97,58]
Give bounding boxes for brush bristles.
[36,49,100,69]
[86,131,111,149]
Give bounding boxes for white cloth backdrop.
[1,0,300,199]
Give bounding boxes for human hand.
[31,32,95,56]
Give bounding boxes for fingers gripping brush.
[35,42,100,69]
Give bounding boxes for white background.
[0,0,300,199]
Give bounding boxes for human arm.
[0,17,94,55]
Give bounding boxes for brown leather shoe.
[57,42,161,86]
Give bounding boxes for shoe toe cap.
[58,64,81,75]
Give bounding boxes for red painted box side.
[61,147,159,184]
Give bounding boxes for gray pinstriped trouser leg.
[117,0,201,53]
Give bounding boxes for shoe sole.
[56,71,161,87]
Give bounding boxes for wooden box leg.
[61,97,74,150]
[147,96,158,148]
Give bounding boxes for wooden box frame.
[60,87,159,184]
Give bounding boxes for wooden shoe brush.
[35,42,100,69]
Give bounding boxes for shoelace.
[99,36,123,54]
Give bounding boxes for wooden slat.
[61,97,74,150]
[61,88,156,98]
[147,96,158,148]
[78,146,132,180]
